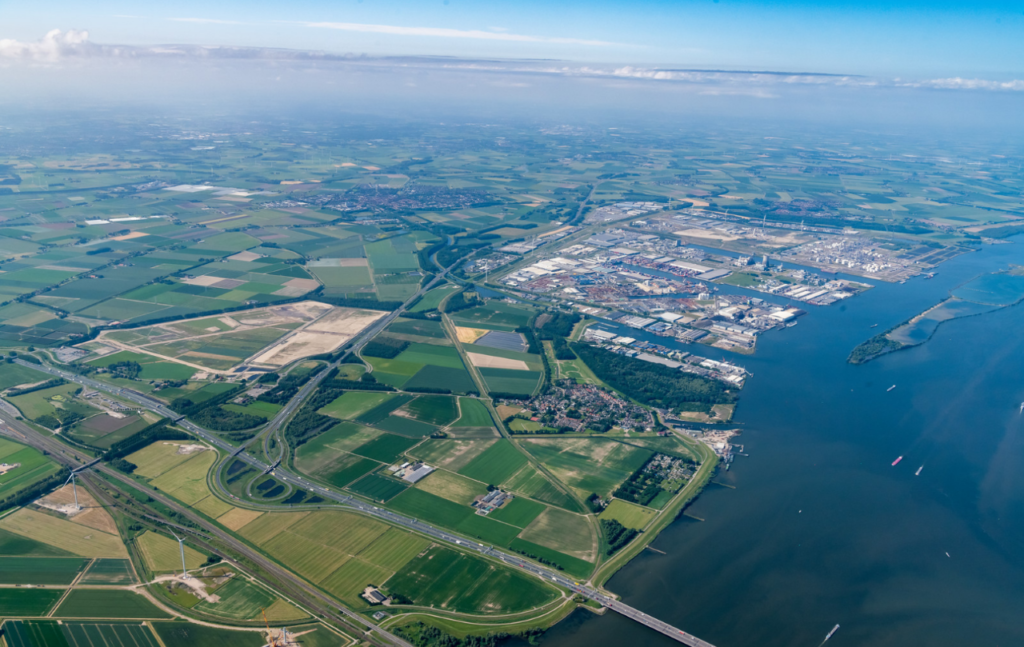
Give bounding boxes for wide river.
[537,237,1024,647]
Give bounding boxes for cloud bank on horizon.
[1,28,1022,96]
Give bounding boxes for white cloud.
[304,22,620,46]
[910,77,1024,91]
[0,29,90,62]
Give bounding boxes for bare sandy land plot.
[455,327,488,344]
[273,286,308,297]
[217,507,265,531]
[338,162,357,167]
[284,278,320,291]
[337,258,368,267]
[466,352,528,370]
[251,307,386,367]
[363,165,381,171]
[496,405,523,419]
[182,275,224,287]
[228,250,263,262]
[674,228,740,241]
[111,231,149,241]
[34,485,119,535]
[218,316,240,328]
[305,308,386,335]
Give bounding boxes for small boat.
[887,385,896,392]
[823,624,840,642]
[892,456,903,466]
[915,466,923,476]
[869,323,878,328]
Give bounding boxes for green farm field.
[351,433,421,463]
[406,438,496,471]
[400,395,459,426]
[0,589,64,616]
[522,438,653,499]
[0,440,62,500]
[458,440,529,485]
[193,577,287,621]
[600,499,656,530]
[348,473,409,501]
[488,497,547,528]
[518,507,597,562]
[151,622,266,647]
[53,589,171,619]
[62,623,161,647]
[79,559,135,585]
[0,556,87,585]
[452,397,494,428]
[386,545,560,614]
[503,467,584,513]
[449,302,535,331]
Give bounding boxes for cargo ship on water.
[892,456,903,466]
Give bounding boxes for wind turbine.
[63,471,81,512]
[170,531,189,579]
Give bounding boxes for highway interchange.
[7,243,716,647]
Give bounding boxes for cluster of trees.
[257,372,279,384]
[535,311,581,339]
[602,519,639,556]
[190,405,266,433]
[314,294,403,312]
[35,408,83,430]
[612,456,665,506]
[106,360,142,380]
[442,288,478,313]
[170,384,245,416]
[511,547,565,571]
[258,366,323,405]
[362,337,409,359]
[396,622,542,647]
[848,332,906,364]
[109,458,138,474]
[570,343,736,411]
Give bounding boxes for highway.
[16,358,715,647]
[0,409,411,647]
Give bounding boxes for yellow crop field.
[319,558,395,606]
[150,450,216,505]
[136,531,206,572]
[263,598,309,622]
[127,442,205,478]
[0,509,127,558]
[417,470,487,505]
[217,507,264,531]
[193,493,233,518]
[263,532,353,583]
[355,528,430,571]
[238,511,310,545]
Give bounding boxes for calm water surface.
[541,239,1024,647]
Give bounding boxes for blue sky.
[2,0,1023,77]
